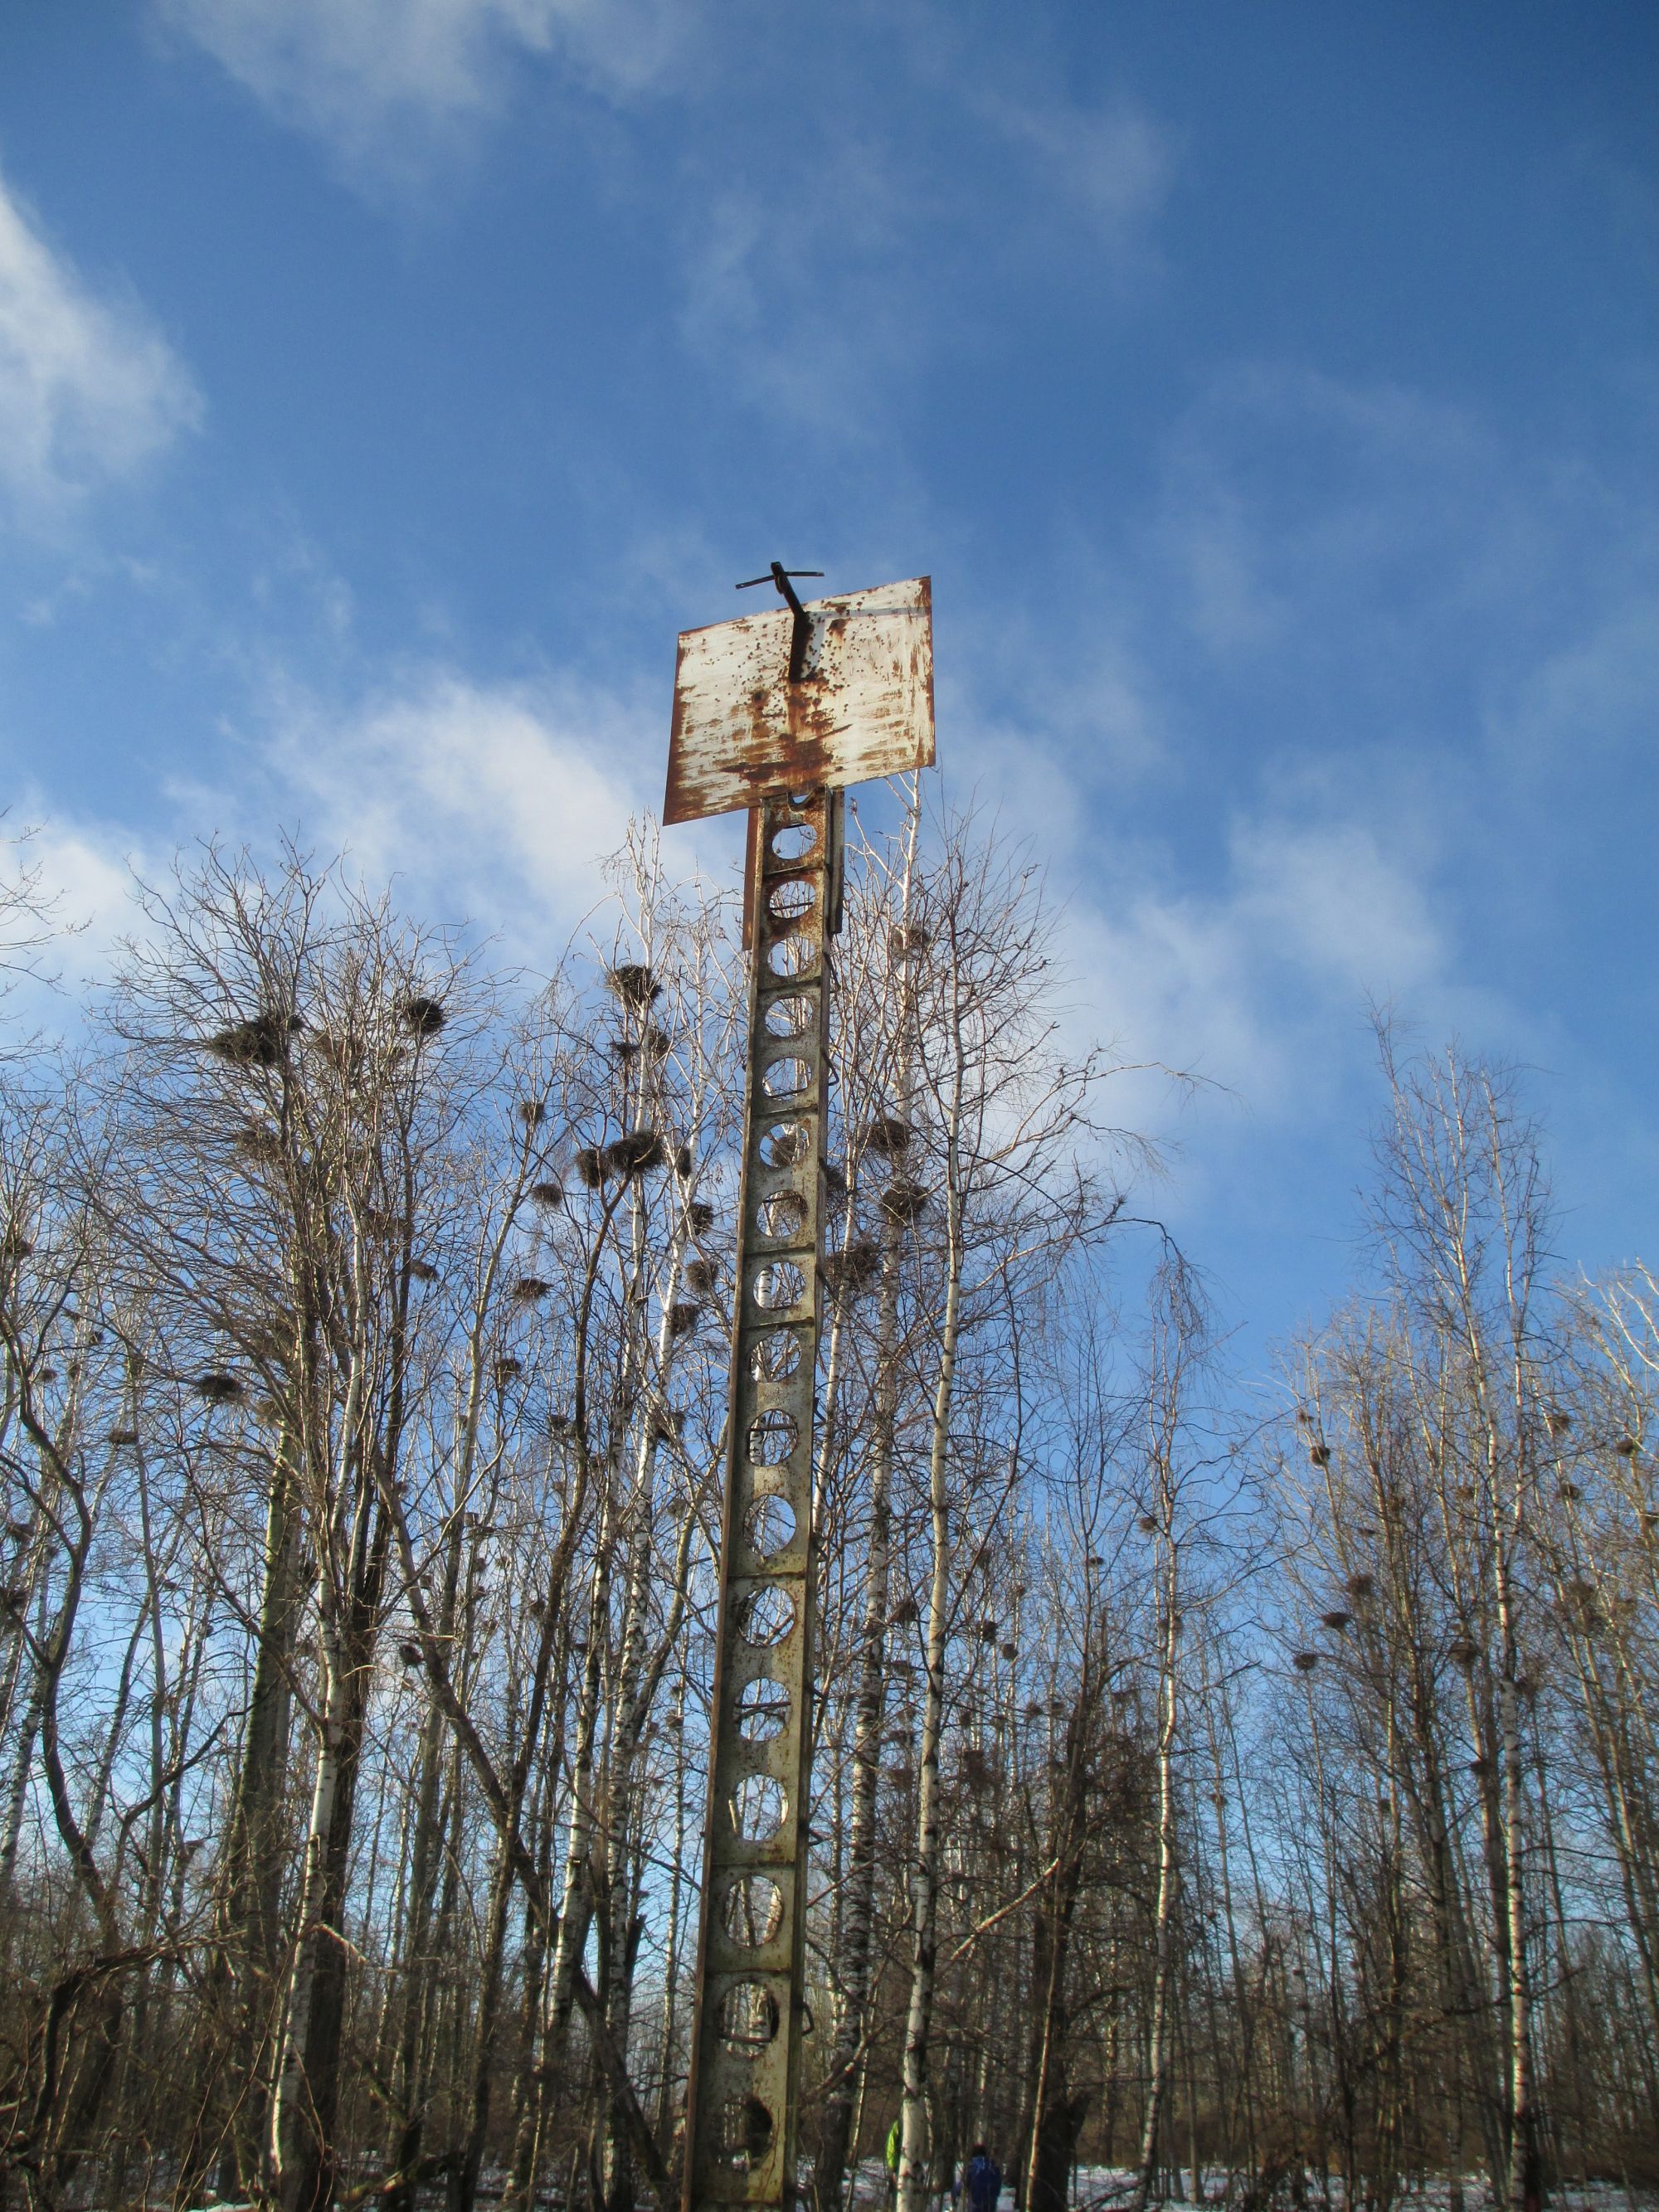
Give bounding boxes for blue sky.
[2,1,1657,1382]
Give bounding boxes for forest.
[0,800,1654,2212]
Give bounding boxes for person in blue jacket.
[956,2144,1001,2212]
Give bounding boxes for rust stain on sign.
[665,576,934,825]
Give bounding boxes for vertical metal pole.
[683,785,834,2212]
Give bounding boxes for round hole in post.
[757,1191,807,1240]
[768,878,816,926]
[771,823,817,862]
[742,1492,797,1556]
[758,1121,809,1169]
[748,1330,800,1382]
[713,2093,775,2171]
[764,994,813,1040]
[736,1582,795,1646]
[731,1772,786,1842]
[762,1057,811,1101]
[734,1675,791,1743]
[752,1260,805,1313]
[747,1411,799,1467]
[722,1874,784,1947]
[767,935,815,979]
[716,1980,781,2054]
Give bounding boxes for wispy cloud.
[980,92,1176,243]
[154,0,689,173]
[0,168,202,523]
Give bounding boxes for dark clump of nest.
[491,1357,523,1388]
[409,1259,437,1284]
[606,1130,665,1177]
[207,1009,301,1068]
[518,1100,547,1129]
[398,1641,423,1669]
[1137,1514,1159,1534]
[889,923,932,960]
[645,1025,672,1060]
[1292,1650,1321,1673]
[891,1594,920,1626]
[194,1372,243,1404]
[575,1148,605,1189]
[607,1035,640,1062]
[235,1121,284,1164]
[606,962,659,1010]
[978,1618,999,1644]
[686,1199,715,1235]
[863,1114,912,1155]
[961,1745,992,1791]
[1545,1407,1572,1437]
[1000,1641,1017,1662]
[1309,1441,1331,1466]
[1447,1636,1479,1670]
[822,1237,879,1300]
[1559,1481,1582,1501]
[1321,1609,1353,1632]
[649,1405,686,1442]
[512,1276,552,1305]
[108,1427,139,1447]
[399,994,446,1036]
[669,1302,702,1339]
[673,1143,693,1177]
[822,1157,847,1197]
[684,1257,718,1296]
[1345,1572,1375,1600]
[528,1179,564,1211]
[309,1030,362,1074]
[547,1411,575,1437]
[880,1179,928,1227]
[2,1226,33,1262]
[1024,1698,1045,1722]
[1615,1434,1640,1458]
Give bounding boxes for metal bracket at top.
[737,563,825,686]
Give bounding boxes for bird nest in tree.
[606,963,659,1009]
[207,1010,301,1068]
[880,1179,928,1226]
[606,1130,666,1177]
[822,1237,879,1299]
[399,994,445,1036]
[862,1115,912,1155]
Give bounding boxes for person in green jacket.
[885,2117,902,2206]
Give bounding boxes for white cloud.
[255,666,736,960]
[0,171,201,519]
[155,0,687,166]
[1050,809,1450,1149]
[983,94,1175,242]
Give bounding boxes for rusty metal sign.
[665,576,934,826]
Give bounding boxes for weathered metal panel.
[681,788,833,2212]
[665,576,934,825]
